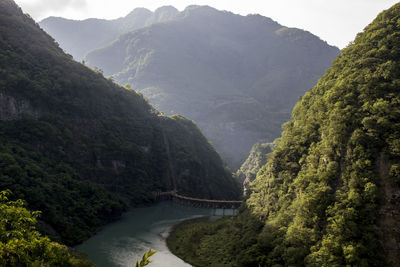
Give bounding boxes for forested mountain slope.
[236,142,273,191]
[84,6,340,169]
[168,3,400,266]
[39,6,179,60]
[0,0,240,245]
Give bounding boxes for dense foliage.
[236,142,273,191]
[167,212,264,267]
[0,0,240,246]
[168,3,400,266]
[0,190,93,266]
[57,5,339,169]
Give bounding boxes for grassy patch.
[167,216,241,267]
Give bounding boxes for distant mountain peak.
[1,0,241,246]
[39,5,180,60]
[182,5,221,15]
[246,13,280,26]
[125,7,152,18]
[145,5,179,25]
[154,6,179,13]
[184,5,212,10]
[83,5,339,169]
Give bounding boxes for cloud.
[16,0,88,20]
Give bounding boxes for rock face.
[377,153,400,266]
[82,5,340,169]
[0,0,240,245]
[0,91,39,120]
[236,142,273,192]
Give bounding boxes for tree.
[0,190,93,266]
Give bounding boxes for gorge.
[1,0,400,266]
[40,6,339,169]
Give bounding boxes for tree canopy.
[0,0,240,245]
[0,190,93,266]
[168,3,400,266]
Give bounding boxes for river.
[76,201,216,267]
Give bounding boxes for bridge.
[155,191,242,210]
[158,126,241,213]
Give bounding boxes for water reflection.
[76,202,216,267]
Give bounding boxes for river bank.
[75,201,214,267]
[166,216,238,267]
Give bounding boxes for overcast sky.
[14,0,399,48]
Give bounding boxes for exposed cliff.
[0,91,39,120]
[236,142,273,192]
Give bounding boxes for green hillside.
[0,0,240,246]
[84,6,339,169]
[236,142,273,192]
[0,190,93,266]
[168,3,400,266]
[39,6,179,61]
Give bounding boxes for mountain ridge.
[83,5,339,168]
[167,2,400,266]
[0,0,240,245]
[39,6,180,60]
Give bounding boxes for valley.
[41,6,339,169]
[1,0,400,266]
[76,202,213,267]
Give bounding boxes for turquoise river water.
[76,201,218,267]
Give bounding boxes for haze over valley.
[40,6,339,169]
[1,0,400,266]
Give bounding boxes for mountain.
[168,3,400,266]
[0,0,240,246]
[236,142,273,192]
[39,6,179,61]
[83,5,340,169]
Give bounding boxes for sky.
[14,0,399,49]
